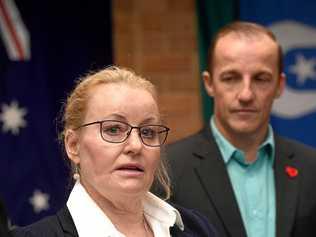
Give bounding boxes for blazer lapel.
[194,127,247,237]
[57,207,79,237]
[274,136,300,237]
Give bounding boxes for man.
[167,21,316,237]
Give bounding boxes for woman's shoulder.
[10,207,76,237]
[11,215,61,237]
[172,204,218,237]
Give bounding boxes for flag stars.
[289,54,316,85]
[0,100,27,135]
[29,189,50,213]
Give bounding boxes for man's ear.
[64,129,80,164]
[275,72,286,98]
[202,71,214,97]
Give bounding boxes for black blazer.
[167,126,316,237]
[0,198,11,237]
[11,205,217,237]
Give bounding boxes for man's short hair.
[207,21,284,75]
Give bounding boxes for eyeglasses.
[75,120,170,147]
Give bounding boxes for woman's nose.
[125,128,143,152]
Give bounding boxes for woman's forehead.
[84,83,160,122]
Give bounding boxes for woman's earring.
[73,165,80,181]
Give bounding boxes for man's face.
[204,33,285,141]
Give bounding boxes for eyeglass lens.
[100,120,168,146]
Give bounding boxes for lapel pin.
[285,165,298,178]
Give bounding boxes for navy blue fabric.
[171,204,218,237]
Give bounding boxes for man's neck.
[217,127,268,163]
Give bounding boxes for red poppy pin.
[285,165,298,178]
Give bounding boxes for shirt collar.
[143,192,184,231]
[67,182,121,237]
[67,182,184,237]
[210,116,275,164]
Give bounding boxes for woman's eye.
[141,128,156,139]
[107,126,120,133]
[103,125,125,136]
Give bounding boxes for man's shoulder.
[168,127,212,152]
[165,127,219,176]
[276,135,316,154]
[276,135,316,165]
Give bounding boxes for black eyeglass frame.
[75,119,170,147]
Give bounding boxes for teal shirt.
[211,118,276,237]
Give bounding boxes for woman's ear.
[64,129,80,164]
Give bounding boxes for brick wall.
[113,0,203,143]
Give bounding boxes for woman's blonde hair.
[59,66,171,199]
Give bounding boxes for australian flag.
[0,0,112,226]
[239,0,316,148]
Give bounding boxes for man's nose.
[238,78,254,102]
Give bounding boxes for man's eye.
[222,76,233,81]
[256,76,270,82]
[254,73,272,83]
[221,75,238,82]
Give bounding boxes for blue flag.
[239,0,316,148]
[0,0,112,226]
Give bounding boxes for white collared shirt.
[67,182,184,237]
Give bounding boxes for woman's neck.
[100,199,153,237]
[81,180,153,236]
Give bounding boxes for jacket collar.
[56,207,78,237]
[274,135,299,237]
[193,126,247,237]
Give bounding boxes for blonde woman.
[12,66,217,237]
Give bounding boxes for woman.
[12,66,217,237]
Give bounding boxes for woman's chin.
[110,181,150,197]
